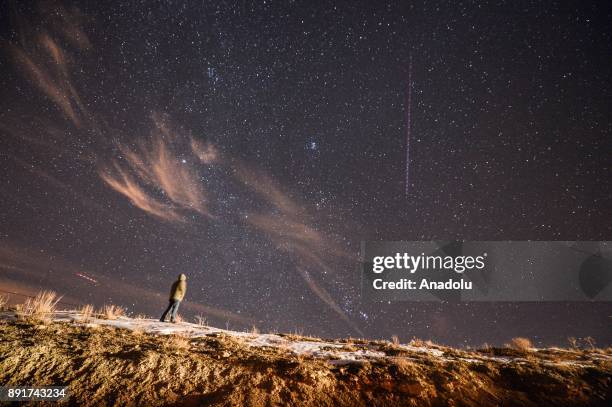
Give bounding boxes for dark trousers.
[160,299,181,322]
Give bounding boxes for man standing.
[160,273,187,323]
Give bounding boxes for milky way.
[0,1,610,346]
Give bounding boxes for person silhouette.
[160,274,187,323]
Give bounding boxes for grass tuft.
[195,314,207,326]
[409,337,425,347]
[99,304,125,320]
[16,291,61,323]
[508,337,532,351]
[162,334,191,352]
[79,304,94,322]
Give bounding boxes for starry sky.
[1,0,610,346]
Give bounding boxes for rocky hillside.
[0,311,610,406]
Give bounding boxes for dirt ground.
[0,318,610,406]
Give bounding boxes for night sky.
[1,1,610,347]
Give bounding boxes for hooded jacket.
[169,274,187,301]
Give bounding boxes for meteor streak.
[405,54,413,198]
[75,272,98,285]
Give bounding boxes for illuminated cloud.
[40,33,67,69]
[11,45,84,128]
[247,215,320,244]
[233,164,302,216]
[100,116,212,222]
[99,164,184,222]
[235,163,350,260]
[6,5,91,129]
[297,267,363,336]
[233,162,360,333]
[190,138,219,164]
[43,4,92,50]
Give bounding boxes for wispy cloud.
[234,165,302,216]
[99,115,212,222]
[10,44,85,127]
[6,4,91,129]
[42,4,92,50]
[297,267,359,332]
[234,163,350,260]
[233,162,362,335]
[190,138,220,164]
[100,164,184,222]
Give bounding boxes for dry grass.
[16,291,61,323]
[391,335,400,345]
[338,344,358,352]
[195,314,207,326]
[409,337,426,347]
[250,325,260,335]
[161,334,191,352]
[99,304,125,320]
[567,336,598,351]
[79,304,94,322]
[508,337,533,351]
[479,343,493,353]
[279,333,323,343]
[568,336,579,349]
[583,336,596,350]
[173,314,183,323]
[392,357,414,371]
[130,326,145,336]
[0,295,6,311]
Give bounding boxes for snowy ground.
[2,311,609,368]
